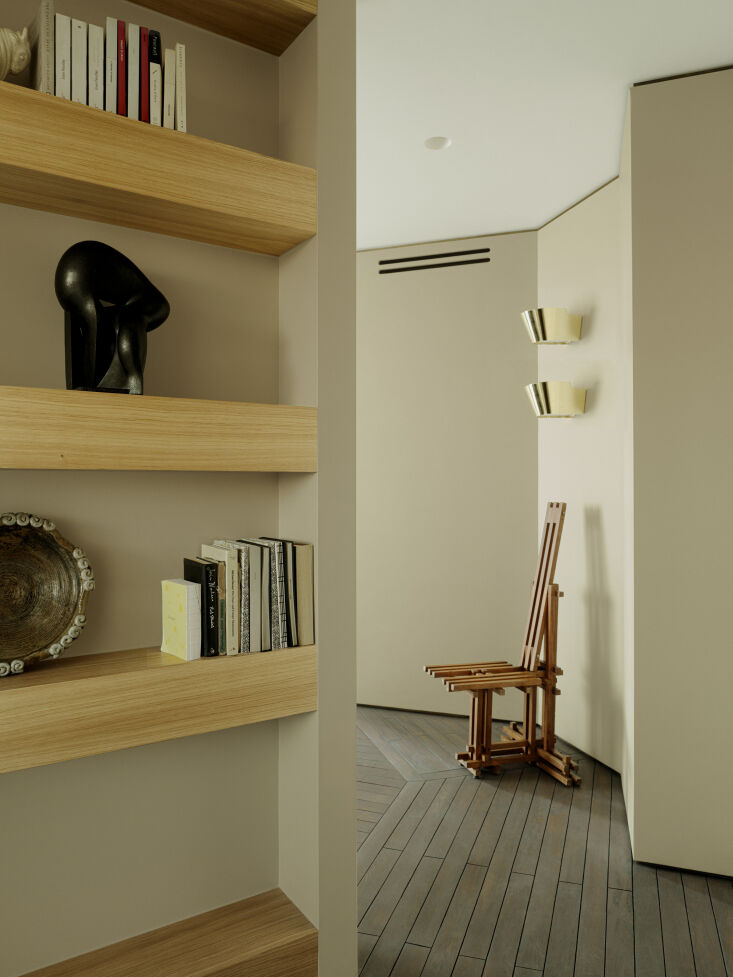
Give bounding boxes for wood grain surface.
[356,708,733,977]
[0,83,316,255]
[137,0,317,55]
[20,888,317,976]
[0,645,317,772]
[0,386,317,472]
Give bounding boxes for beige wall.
[537,180,629,776]
[618,101,635,841]
[357,233,537,720]
[630,69,733,875]
[535,70,733,875]
[277,19,319,927]
[313,0,358,972]
[0,724,278,977]
[278,5,357,974]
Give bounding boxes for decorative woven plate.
[0,513,94,676]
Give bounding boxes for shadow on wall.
[580,304,596,341]
[583,506,623,762]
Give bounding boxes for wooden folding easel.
[425,502,580,786]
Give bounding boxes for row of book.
[161,537,314,661]
[30,1,186,130]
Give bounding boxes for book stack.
[161,538,315,660]
[29,0,187,131]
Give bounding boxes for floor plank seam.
[571,761,598,977]
[512,780,568,975]
[602,768,611,977]
[678,871,700,977]
[481,773,541,969]
[706,876,731,977]
[359,781,458,941]
[359,849,441,972]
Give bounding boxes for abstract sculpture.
[0,26,30,82]
[55,241,169,395]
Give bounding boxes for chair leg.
[542,583,559,754]
[542,682,556,754]
[482,689,493,764]
[526,687,537,759]
[457,691,497,776]
[457,693,480,771]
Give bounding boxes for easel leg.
[543,584,559,754]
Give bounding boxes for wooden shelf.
[0,83,316,255]
[21,888,317,976]
[0,386,317,471]
[138,0,317,56]
[0,644,317,773]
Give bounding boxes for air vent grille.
[378,247,491,275]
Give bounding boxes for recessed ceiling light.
[424,136,452,150]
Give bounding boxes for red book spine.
[117,20,126,116]
[140,27,150,123]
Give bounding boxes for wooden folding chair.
[425,502,580,786]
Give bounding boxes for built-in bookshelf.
[19,888,317,977]
[0,645,317,773]
[0,82,316,254]
[0,0,352,970]
[0,386,317,471]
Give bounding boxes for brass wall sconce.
[526,381,587,418]
[521,308,582,344]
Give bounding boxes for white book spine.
[71,19,87,105]
[226,551,241,655]
[240,548,250,653]
[54,13,70,100]
[105,17,117,112]
[30,0,55,95]
[163,48,175,129]
[127,24,140,120]
[88,24,104,109]
[150,62,162,125]
[174,42,186,132]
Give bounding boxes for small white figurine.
[0,26,31,83]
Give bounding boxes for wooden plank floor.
[356,706,733,977]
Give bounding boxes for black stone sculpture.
[55,241,170,395]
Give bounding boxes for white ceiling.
[356,0,733,250]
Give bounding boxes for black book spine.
[202,562,219,656]
[183,559,219,657]
[281,541,296,646]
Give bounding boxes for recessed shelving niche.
[0,83,316,255]
[19,888,317,977]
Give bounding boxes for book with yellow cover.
[161,578,201,661]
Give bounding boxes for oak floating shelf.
[138,0,317,55]
[0,645,317,773]
[0,83,316,255]
[21,888,317,977]
[0,386,317,471]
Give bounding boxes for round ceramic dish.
[0,513,94,676]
